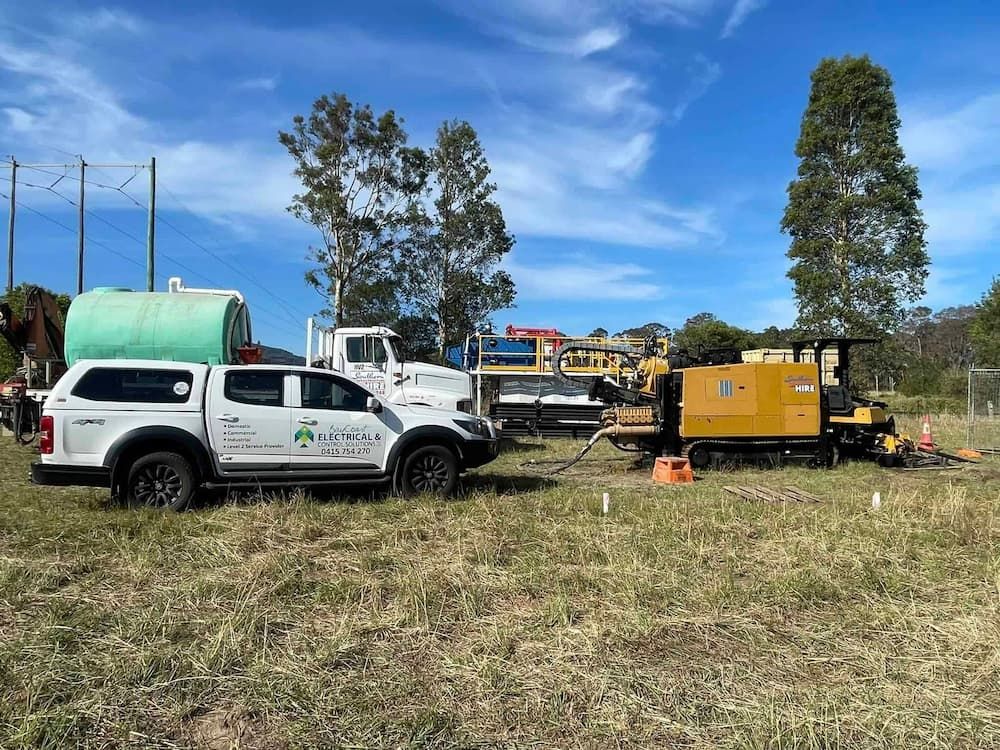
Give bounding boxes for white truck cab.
[31,360,498,510]
[306,320,473,413]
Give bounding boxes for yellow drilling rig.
[551,337,912,468]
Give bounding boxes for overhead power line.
[17,166,312,328]
[156,178,315,323]
[4,159,311,340]
[0,189,303,339]
[1,189,145,272]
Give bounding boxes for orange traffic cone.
[917,414,936,452]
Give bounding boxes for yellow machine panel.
[829,406,888,426]
[681,362,821,439]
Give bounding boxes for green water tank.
[64,287,252,366]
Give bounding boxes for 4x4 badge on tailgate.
[72,418,106,425]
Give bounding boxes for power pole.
[146,156,155,291]
[5,158,14,293]
[77,158,85,295]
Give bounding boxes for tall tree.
[279,94,426,327]
[970,277,1000,367]
[781,55,928,336]
[897,305,933,358]
[755,325,797,349]
[613,322,671,339]
[401,121,515,359]
[672,313,755,352]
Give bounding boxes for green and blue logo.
[294,426,314,448]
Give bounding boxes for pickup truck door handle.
[297,417,318,425]
[215,414,239,422]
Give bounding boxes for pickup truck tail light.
[39,415,54,454]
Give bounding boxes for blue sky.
[1,0,998,353]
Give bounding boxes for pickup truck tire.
[399,445,458,497]
[126,451,196,511]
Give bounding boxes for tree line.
[584,275,1000,396]
[279,95,514,361]
[7,56,1000,394]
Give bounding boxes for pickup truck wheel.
[127,452,195,511]
[400,445,458,497]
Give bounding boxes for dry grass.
[1,415,999,748]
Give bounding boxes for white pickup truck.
[306,320,474,413]
[30,360,498,510]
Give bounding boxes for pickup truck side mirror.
[366,396,383,414]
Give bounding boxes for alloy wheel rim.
[133,464,183,507]
[409,454,450,492]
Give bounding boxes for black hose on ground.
[519,426,612,475]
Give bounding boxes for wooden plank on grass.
[723,485,823,504]
[723,485,755,502]
[784,486,822,503]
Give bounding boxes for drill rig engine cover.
[551,337,901,468]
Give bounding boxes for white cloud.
[581,74,643,113]
[504,24,628,57]
[671,54,722,120]
[0,8,724,252]
[3,107,34,132]
[438,0,722,55]
[507,257,665,299]
[572,25,627,56]
[902,94,1000,172]
[745,296,796,330]
[0,36,295,223]
[486,108,722,247]
[720,0,766,38]
[922,182,1000,250]
[66,7,145,35]
[900,93,1000,252]
[921,265,983,309]
[235,75,280,92]
[432,0,725,251]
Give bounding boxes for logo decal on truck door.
[350,365,386,395]
[294,426,315,448]
[315,424,385,457]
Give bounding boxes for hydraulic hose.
[549,340,647,394]
[548,424,658,474]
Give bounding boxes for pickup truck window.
[346,335,387,364]
[301,374,369,411]
[225,371,284,407]
[72,368,194,403]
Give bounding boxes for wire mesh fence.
[968,369,1000,453]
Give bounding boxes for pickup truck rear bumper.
[31,461,110,487]
[460,438,500,469]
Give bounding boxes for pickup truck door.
[289,371,391,471]
[207,368,291,472]
[342,334,392,399]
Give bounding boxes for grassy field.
[2,415,999,748]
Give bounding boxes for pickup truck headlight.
[453,417,494,438]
